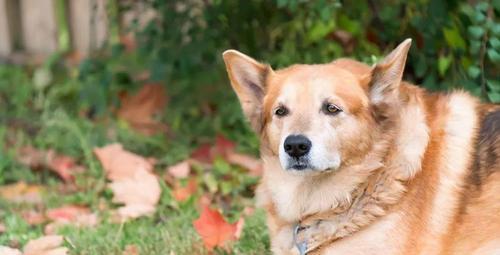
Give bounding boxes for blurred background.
[0,0,498,254]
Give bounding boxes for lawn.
[0,51,269,254]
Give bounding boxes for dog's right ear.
[223,50,272,132]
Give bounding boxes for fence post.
[68,0,108,55]
[0,0,13,58]
[20,0,59,55]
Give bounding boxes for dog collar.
[293,224,308,255]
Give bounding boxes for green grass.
[0,52,268,254]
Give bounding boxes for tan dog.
[222,39,500,255]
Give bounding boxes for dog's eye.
[275,106,288,117]
[323,103,342,115]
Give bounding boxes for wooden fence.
[0,0,154,61]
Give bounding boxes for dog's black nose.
[284,135,311,158]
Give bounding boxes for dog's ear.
[223,50,272,132]
[369,39,412,105]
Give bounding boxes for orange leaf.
[193,206,237,251]
[172,178,197,202]
[0,182,43,204]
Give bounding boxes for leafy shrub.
[133,0,499,101]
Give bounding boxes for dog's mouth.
[286,157,310,171]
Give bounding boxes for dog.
[222,39,500,255]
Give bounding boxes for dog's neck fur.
[257,84,430,247]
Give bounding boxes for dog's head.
[223,39,411,175]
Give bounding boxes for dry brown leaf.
[94,144,153,181]
[22,210,46,225]
[24,235,68,255]
[17,146,84,182]
[94,144,161,221]
[167,160,190,179]
[117,83,167,135]
[0,182,43,204]
[109,170,161,219]
[0,246,22,255]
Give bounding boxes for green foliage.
[133,0,498,101]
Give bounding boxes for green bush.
[134,0,499,101]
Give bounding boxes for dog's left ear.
[369,39,412,105]
[222,50,272,132]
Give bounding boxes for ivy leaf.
[467,66,481,79]
[487,49,500,63]
[468,26,485,39]
[443,27,466,49]
[488,92,500,103]
[487,79,500,92]
[490,37,500,50]
[438,55,453,77]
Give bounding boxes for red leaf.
[191,135,236,164]
[191,144,212,163]
[214,135,235,156]
[193,206,237,251]
[46,205,89,222]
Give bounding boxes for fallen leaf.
[197,194,212,209]
[0,246,22,255]
[191,135,236,164]
[46,205,87,222]
[24,235,68,255]
[191,144,212,163]
[109,170,161,219]
[0,223,5,233]
[193,206,237,251]
[226,152,263,176]
[94,144,153,181]
[22,210,46,225]
[234,217,245,240]
[117,83,168,135]
[122,244,139,255]
[0,182,43,203]
[172,178,197,202]
[44,205,98,234]
[167,160,190,179]
[94,144,161,221]
[17,146,84,182]
[214,135,236,156]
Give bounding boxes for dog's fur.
[223,39,500,255]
